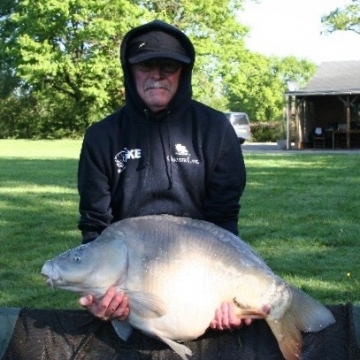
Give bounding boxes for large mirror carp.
[42,215,335,360]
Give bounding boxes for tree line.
[0,0,353,139]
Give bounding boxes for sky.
[237,0,360,64]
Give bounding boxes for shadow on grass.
[0,158,79,245]
[0,158,78,188]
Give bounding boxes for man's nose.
[149,66,165,78]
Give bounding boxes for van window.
[224,112,251,143]
[230,114,249,126]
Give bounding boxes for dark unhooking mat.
[2,304,360,360]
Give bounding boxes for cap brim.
[128,52,191,64]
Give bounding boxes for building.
[285,60,360,149]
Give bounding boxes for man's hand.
[80,289,250,331]
[209,302,252,330]
[79,286,129,321]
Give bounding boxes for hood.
[120,20,195,120]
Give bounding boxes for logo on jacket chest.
[114,148,141,173]
[168,143,199,164]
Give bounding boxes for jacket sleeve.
[77,126,113,243]
[203,125,246,235]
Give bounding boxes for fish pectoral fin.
[153,331,192,360]
[235,308,268,319]
[233,298,268,319]
[111,319,133,341]
[126,290,166,318]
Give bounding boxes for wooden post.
[286,95,291,150]
[346,96,350,148]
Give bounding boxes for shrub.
[251,122,283,142]
[250,121,297,142]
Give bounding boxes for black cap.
[127,30,191,64]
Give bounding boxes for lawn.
[0,140,359,310]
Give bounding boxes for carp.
[41,215,335,360]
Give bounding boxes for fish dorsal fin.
[126,290,166,318]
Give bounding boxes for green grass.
[0,140,82,308]
[0,140,359,310]
[240,154,360,304]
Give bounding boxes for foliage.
[0,93,39,138]
[0,0,316,138]
[225,54,316,121]
[0,140,359,308]
[250,122,285,142]
[0,89,98,138]
[250,120,298,142]
[321,0,360,35]
[2,1,145,126]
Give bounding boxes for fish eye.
[73,256,81,262]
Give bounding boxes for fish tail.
[267,285,336,360]
[289,286,336,332]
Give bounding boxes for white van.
[224,112,251,144]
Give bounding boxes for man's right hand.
[209,302,252,330]
[79,286,130,321]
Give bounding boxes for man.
[77,20,248,330]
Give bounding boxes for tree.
[0,0,315,138]
[1,0,251,136]
[0,0,21,98]
[1,0,145,132]
[224,53,316,121]
[321,0,360,35]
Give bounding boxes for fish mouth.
[41,263,62,287]
[42,274,54,287]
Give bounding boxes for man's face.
[131,59,182,113]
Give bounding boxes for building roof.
[286,60,360,96]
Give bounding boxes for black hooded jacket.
[77,20,246,243]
